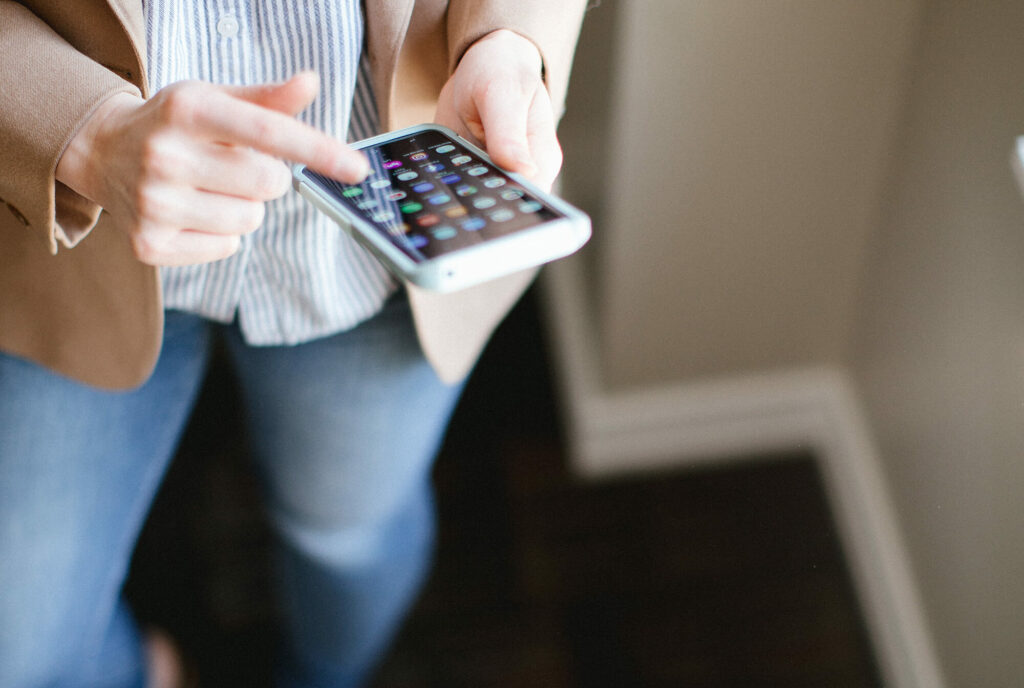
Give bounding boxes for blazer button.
[6,202,29,227]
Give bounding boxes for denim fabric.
[0,295,463,687]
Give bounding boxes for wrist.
[468,29,543,79]
[56,92,142,203]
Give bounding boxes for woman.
[0,1,587,685]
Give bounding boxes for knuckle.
[138,139,176,181]
[223,199,265,235]
[252,162,290,200]
[133,186,169,222]
[159,82,203,126]
[250,117,278,148]
[130,231,163,264]
[242,202,266,233]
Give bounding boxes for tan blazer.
[0,0,587,389]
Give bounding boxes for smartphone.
[293,123,591,292]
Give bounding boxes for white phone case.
[293,124,591,293]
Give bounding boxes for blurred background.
[128,1,1024,686]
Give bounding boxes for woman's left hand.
[434,29,562,192]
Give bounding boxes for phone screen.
[302,129,562,262]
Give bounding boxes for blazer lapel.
[364,0,416,129]
[104,0,149,94]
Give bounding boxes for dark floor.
[126,287,881,687]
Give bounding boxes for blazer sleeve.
[446,0,590,118]
[0,2,140,253]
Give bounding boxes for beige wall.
[560,0,923,389]
[557,1,1024,685]
[853,0,1024,686]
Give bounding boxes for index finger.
[194,89,369,182]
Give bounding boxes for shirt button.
[217,15,240,38]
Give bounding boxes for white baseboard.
[538,256,945,688]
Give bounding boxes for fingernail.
[509,147,537,174]
[289,71,320,93]
[514,157,538,177]
[337,152,369,182]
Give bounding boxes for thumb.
[475,85,539,178]
[226,71,320,116]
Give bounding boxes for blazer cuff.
[0,3,139,254]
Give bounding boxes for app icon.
[466,166,488,177]
[369,179,391,189]
[371,211,396,222]
[451,155,472,166]
[341,187,363,197]
[445,206,468,218]
[436,144,456,154]
[482,177,506,188]
[472,197,496,209]
[518,201,543,214]
[407,234,429,248]
[424,163,445,173]
[412,182,435,193]
[427,193,452,205]
[461,218,486,231]
[412,152,429,162]
[441,174,462,185]
[400,202,423,214]
[416,213,440,227]
[489,209,514,222]
[455,184,477,197]
[355,198,378,209]
[396,171,418,181]
[500,189,525,201]
[388,190,407,201]
[383,160,402,169]
[432,226,457,240]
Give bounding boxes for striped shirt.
[144,0,397,345]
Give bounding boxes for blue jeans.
[0,295,464,687]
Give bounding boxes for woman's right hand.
[56,72,367,266]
